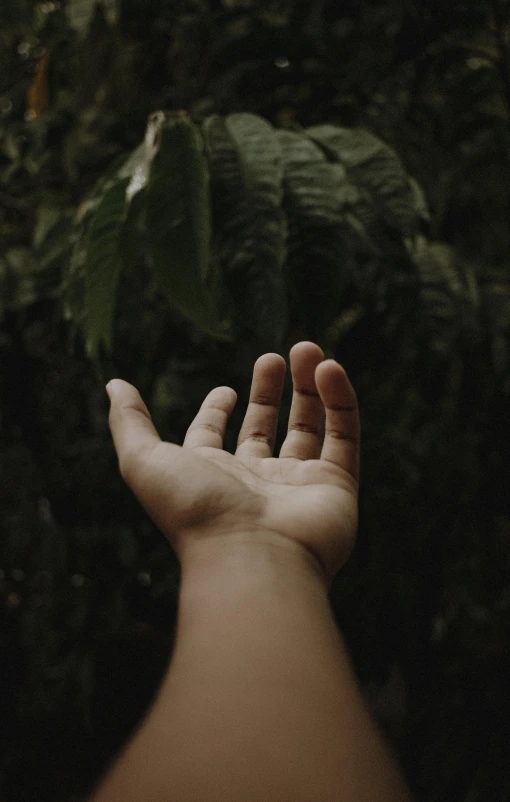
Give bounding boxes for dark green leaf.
[145,114,230,341]
[305,125,420,246]
[62,120,165,340]
[276,129,359,342]
[203,112,288,349]
[84,177,130,359]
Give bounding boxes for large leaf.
[275,128,362,343]
[305,125,421,249]
[62,114,166,341]
[145,113,230,341]
[203,113,288,349]
[64,150,141,327]
[83,177,130,359]
[277,129,358,224]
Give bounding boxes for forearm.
[90,532,414,802]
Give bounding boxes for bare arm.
[90,533,413,802]
[92,341,415,801]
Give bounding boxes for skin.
[106,340,360,588]
[91,341,414,802]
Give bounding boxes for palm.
[193,447,358,574]
[108,341,360,585]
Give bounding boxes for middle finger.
[278,341,326,461]
[235,353,287,459]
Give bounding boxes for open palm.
[107,341,360,585]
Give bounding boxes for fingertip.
[316,358,343,373]
[255,352,286,368]
[228,387,238,404]
[210,386,238,407]
[106,381,154,424]
[106,379,121,400]
[106,378,138,399]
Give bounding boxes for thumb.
[106,379,161,481]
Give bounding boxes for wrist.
[179,528,329,595]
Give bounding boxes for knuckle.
[326,428,359,445]
[239,430,272,447]
[251,394,278,407]
[192,421,223,437]
[289,421,322,437]
[295,386,320,398]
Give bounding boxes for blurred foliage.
[1,1,509,801]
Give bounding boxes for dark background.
[1,1,509,800]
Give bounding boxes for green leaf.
[409,177,431,225]
[75,113,166,229]
[145,114,230,341]
[83,177,130,360]
[76,151,136,225]
[277,129,357,223]
[305,125,420,246]
[62,119,164,338]
[203,113,288,349]
[276,129,359,343]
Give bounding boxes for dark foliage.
[1,2,509,801]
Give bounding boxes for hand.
[106,341,360,585]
